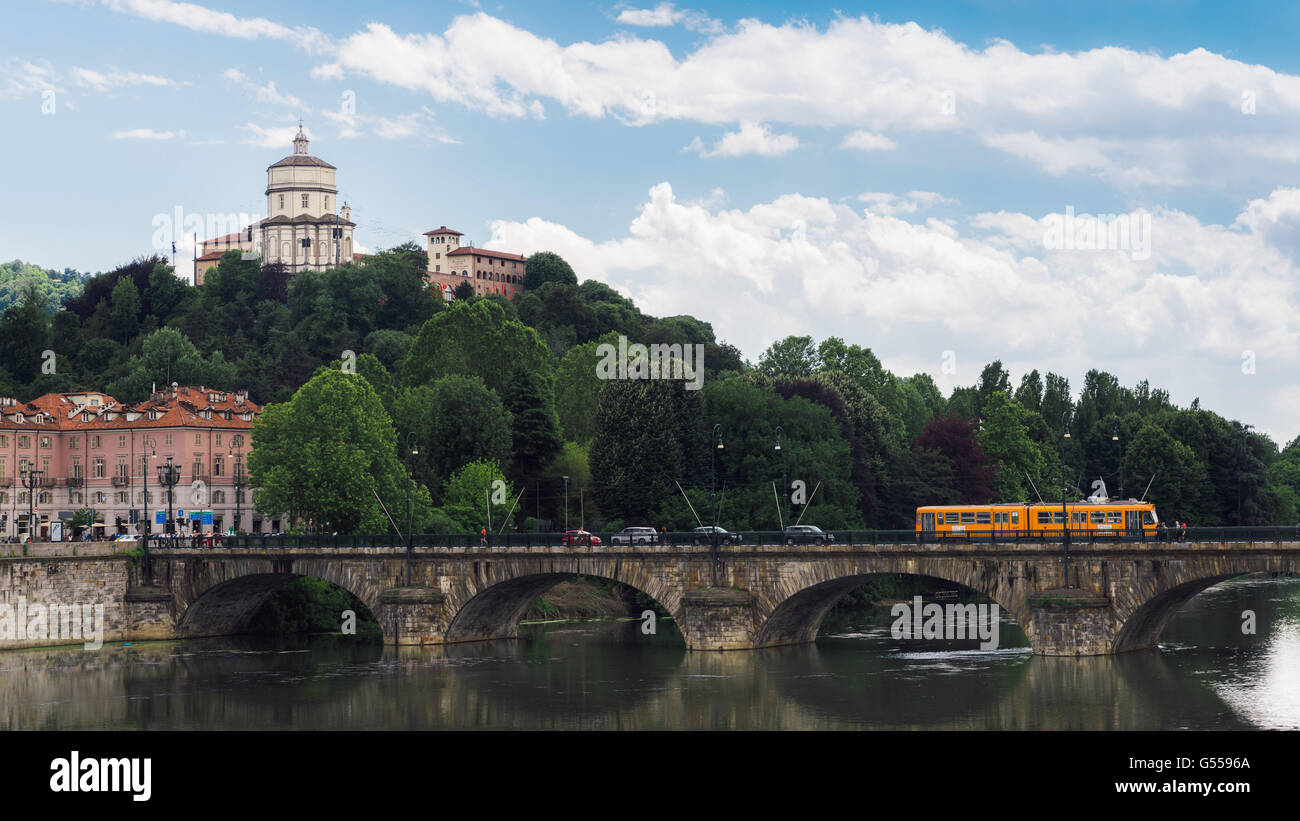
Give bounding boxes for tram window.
[1037,512,1052,524]
[1011,512,1019,524]
[976,512,990,524]
[1106,511,1122,524]
[993,512,1007,524]
[1053,512,1066,524]
[961,512,975,524]
[1142,511,1155,525]
[1072,512,1087,523]
[1091,512,1105,523]
[945,513,959,524]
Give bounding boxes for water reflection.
[1,577,1295,730]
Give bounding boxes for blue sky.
[3,0,1300,442]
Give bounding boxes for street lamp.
[708,424,725,585]
[562,476,569,532]
[1060,411,1071,588]
[228,435,245,538]
[157,457,181,539]
[141,436,157,537]
[20,465,41,542]
[774,426,787,529]
[1112,422,1123,500]
[404,432,417,584]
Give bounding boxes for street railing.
[139,525,1300,551]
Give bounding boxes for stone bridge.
[100,539,1299,656]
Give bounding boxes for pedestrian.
[1179,520,1188,542]
[1158,521,1168,541]
[480,527,488,548]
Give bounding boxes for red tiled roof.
[448,247,526,262]
[0,386,261,432]
[423,226,463,236]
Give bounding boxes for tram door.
[921,512,936,538]
[1125,510,1143,539]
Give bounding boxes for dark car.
[784,525,835,545]
[691,526,742,545]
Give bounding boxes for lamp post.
[141,436,156,537]
[1060,411,1071,588]
[20,466,41,541]
[403,432,417,584]
[709,425,724,586]
[1112,423,1123,500]
[228,435,245,539]
[562,475,569,532]
[157,457,181,540]
[774,426,786,529]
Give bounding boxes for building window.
[0,435,6,448]
[214,457,224,477]
[118,435,127,448]
[116,492,128,504]
[17,435,29,448]
[279,194,285,209]
[92,435,101,448]
[69,436,79,449]
[324,196,329,211]
[95,492,106,504]
[94,458,105,478]
[165,434,172,446]
[39,492,53,505]
[40,436,51,449]
[302,194,309,208]
[215,434,222,447]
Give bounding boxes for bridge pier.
[377,587,446,646]
[676,588,757,650]
[1027,588,1115,656]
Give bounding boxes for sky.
[2,0,1299,444]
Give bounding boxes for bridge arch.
[173,559,386,641]
[753,561,1032,650]
[444,564,683,645]
[1112,572,1255,653]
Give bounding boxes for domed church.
[258,123,355,272]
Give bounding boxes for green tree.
[437,460,515,533]
[523,251,578,291]
[394,375,512,500]
[502,366,562,483]
[401,298,554,393]
[247,368,431,533]
[976,391,1048,502]
[109,276,141,343]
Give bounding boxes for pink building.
[0,385,281,540]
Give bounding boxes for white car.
[610,527,659,545]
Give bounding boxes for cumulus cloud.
[70,66,184,91]
[857,191,957,215]
[102,0,331,52]
[484,182,1300,440]
[113,127,185,139]
[242,122,310,149]
[685,122,799,157]
[302,13,1300,186]
[616,3,722,33]
[840,130,897,151]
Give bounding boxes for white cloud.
[857,191,957,215]
[616,3,721,33]
[484,182,1300,440]
[685,122,799,157]
[70,66,184,91]
[0,58,60,99]
[242,122,309,149]
[321,105,458,142]
[220,69,309,113]
[101,0,332,52]
[113,128,185,139]
[840,130,897,151]
[307,13,1300,186]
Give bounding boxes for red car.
[561,530,601,546]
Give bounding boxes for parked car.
[611,526,659,545]
[691,526,742,545]
[561,530,602,546]
[784,525,835,545]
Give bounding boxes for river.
[3,575,1297,730]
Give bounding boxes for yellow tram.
[916,500,1160,539]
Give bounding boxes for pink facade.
[0,386,281,540]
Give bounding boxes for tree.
[0,282,51,383]
[976,392,1048,502]
[554,335,614,445]
[394,375,512,501]
[756,335,819,378]
[502,366,562,483]
[401,298,553,394]
[523,251,578,291]
[915,413,994,503]
[109,276,141,343]
[247,368,431,533]
[437,460,515,533]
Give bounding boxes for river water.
[3,575,1297,730]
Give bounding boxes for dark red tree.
[914,413,994,503]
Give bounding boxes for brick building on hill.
[423,226,527,301]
